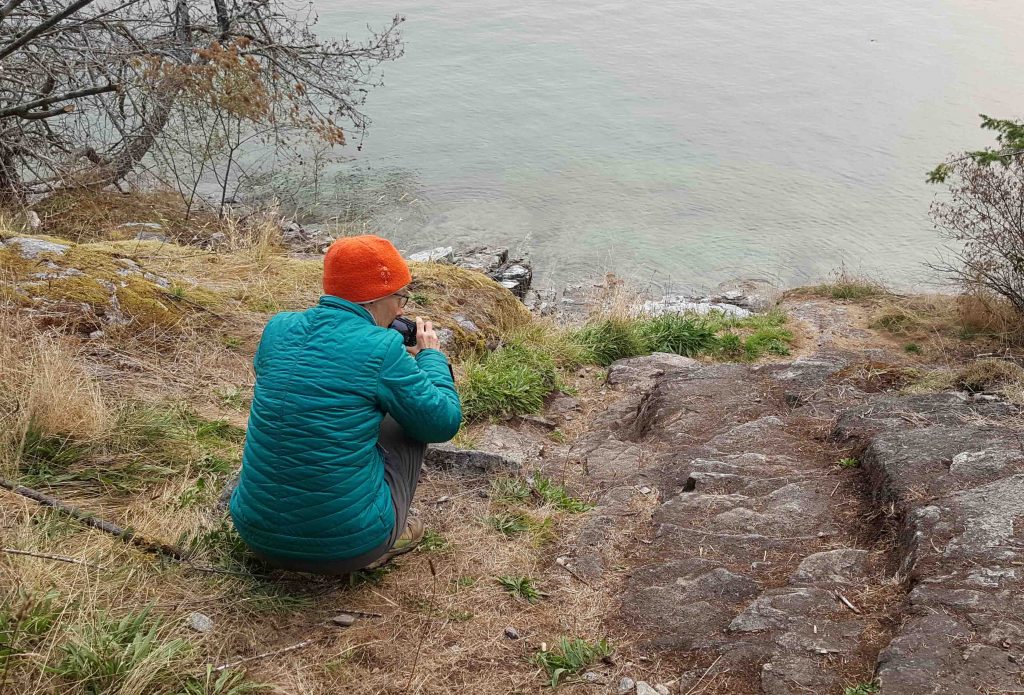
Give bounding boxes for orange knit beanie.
[322,235,412,303]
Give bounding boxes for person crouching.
[230,235,462,574]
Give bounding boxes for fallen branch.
[1,547,106,570]
[833,590,862,615]
[212,638,318,672]
[0,476,190,561]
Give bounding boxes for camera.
[389,316,417,346]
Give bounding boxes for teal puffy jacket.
[229,295,462,562]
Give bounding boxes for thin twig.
[405,559,437,693]
[554,557,592,587]
[212,638,318,672]
[833,590,862,615]
[684,654,723,695]
[0,476,190,560]
[1,547,106,570]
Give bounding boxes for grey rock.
[583,671,602,683]
[946,474,1024,555]
[454,246,508,273]
[452,313,479,333]
[653,685,670,695]
[477,424,544,466]
[949,449,1019,479]
[642,295,751,319]
[436,328,456,350]
[88,330,105,340]
[187,612,213,633]
[331,613,356,627]
[134,231,168,243]
[634,683,659,695]
[206,231,227,248]
[617,676,636,694]
[496,263,533,299]
[424,444,520,475]
[120,222,163,230]
[503,626,520,640]
[4,237,69,258]
[26,211,41,230]
[607,352,699,386]
[546,394,580,417]
[407,246,455,263]
[790,549,868,585]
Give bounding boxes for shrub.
[531,637,612,687]
[930,116,1024,316]
[496,575,542,603]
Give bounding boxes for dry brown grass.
[27,189,222,244]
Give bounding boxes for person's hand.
[407,316,442,356]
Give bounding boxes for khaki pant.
[252,416,426,575]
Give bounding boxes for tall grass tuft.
[55,608,190,694]
[460,343,558,419]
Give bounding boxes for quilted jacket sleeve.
[376,333,462,443]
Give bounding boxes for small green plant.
[844,683,879,695]
[715,332,744,358]
[485,512,531,536]
[497,575,542,603]
[490,476,532,503]
[743,326,793,359]
[419,529,450,552]
[410,291,430,306]
[530,637,612,687]
[176,666,269,695]
[444,609,474,622]
[217,387,250,411]
[220,335,244,349]
[55,608,190,694]
[838,457,860,468]
[532,474,593,513]
[454,576,477,589]
[904,342,923,354]
[349,562,399,588]
[548,429,567,443]
[1,588,61,678]
[20,424,91,472]
[168,283,187,299]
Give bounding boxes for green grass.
[18,402,245,493]
[176,667,269,695]
[1,588,61,673]
[904,342,922,354]
[497,575,543,603]
[532,474,593,513]
[460,343,558,419]
[485,512,532,536]
[54,608,190,694]
[458,309,796,420]
[418,529,450,552]
[530,637,613,687]
[570,318,648,366]
[838,457,860,469]
[484,512,553,543]
[635,314,718,356]
[490,476,532,503]
[844,683,879,695]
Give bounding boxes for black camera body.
[389,316,417,346]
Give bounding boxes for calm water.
[314,0,1024,292]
